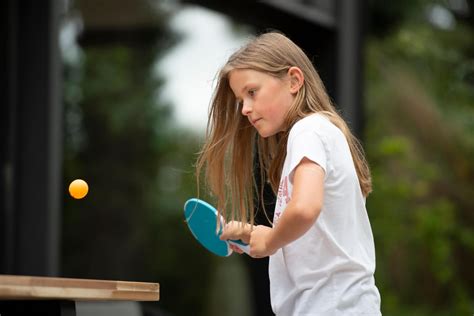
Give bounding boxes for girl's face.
[228,69,296,138]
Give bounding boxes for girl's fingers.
[220,221,242,240]
[230,244,243,254]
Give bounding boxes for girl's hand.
[219,221,252,245]
[249,225,277,258]
[229,243,245,254]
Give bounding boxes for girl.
[196,32,381,315]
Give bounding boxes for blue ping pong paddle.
[184,198,250,257]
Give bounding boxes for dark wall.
[1,0,62,276]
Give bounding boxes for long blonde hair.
[196,32,372,224]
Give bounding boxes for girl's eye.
[248,89,256,97]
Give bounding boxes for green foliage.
[62,41,218,315]
[367,0,427,37]
[365,8,474,314]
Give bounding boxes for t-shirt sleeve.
[287,130,327,183]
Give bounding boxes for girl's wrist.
[266,228,281,254]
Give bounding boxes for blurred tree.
[367,0,427,37]
[365,0,474,314]
[61,3,217,315]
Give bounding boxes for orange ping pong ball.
[69,179,89,199]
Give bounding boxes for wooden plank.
[0,275,159,301]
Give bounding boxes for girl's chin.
[256,129,278,138]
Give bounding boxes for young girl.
[196,32,381,315]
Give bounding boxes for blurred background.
[2,0,474,315]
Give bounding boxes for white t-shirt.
[269,113,381,315]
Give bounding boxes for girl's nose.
[241,101,252,116]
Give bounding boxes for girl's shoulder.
[289,113,338,138]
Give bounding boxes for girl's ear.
[288,67,304,94]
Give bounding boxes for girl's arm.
[250,157,324,258]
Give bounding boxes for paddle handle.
[228,240,250,254]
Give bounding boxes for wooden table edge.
[0,275,160,302]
